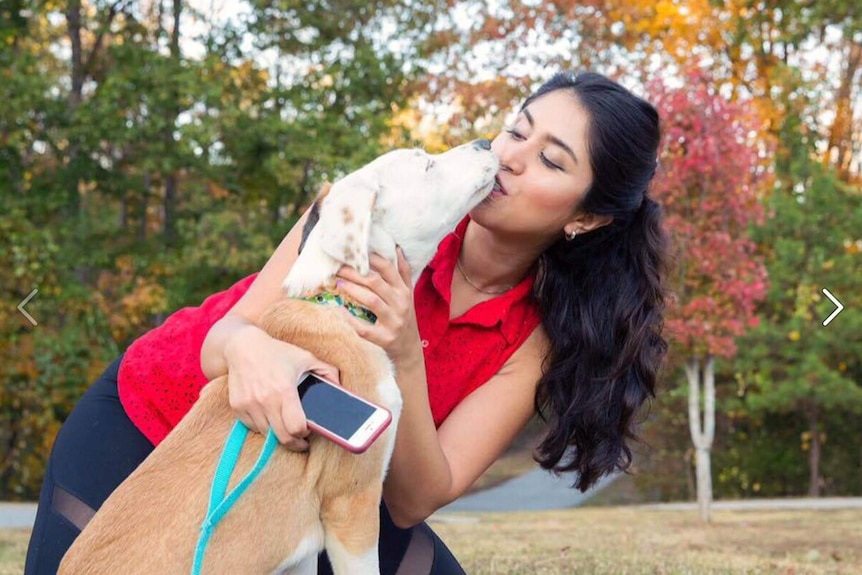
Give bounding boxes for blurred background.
[1,0,860,508]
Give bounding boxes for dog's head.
[286,140,498,296]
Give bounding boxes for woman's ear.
[564,212,614,237]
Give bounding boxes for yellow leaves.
[614,0,717,57]
[380,98,453,154]
[800,431,827,452]
[788,330,800,341]
[93,258,169,343]
[77,179,97,197]
[844,239,861,255]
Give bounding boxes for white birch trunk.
[686,355,715,523]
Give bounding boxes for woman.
[25,71,670,574]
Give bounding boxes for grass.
[429,507,862,574]
[4,507,859,574]
[0,529,28,575]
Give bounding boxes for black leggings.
[24,355,466,575]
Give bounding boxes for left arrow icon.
[18,288,38,326]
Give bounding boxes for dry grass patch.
[0,528,29,575]
[430,507,862,574]
[4,507,859,574]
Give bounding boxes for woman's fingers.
[396,247,413,285]
[225,339,340,451]
[369,252,404,286]
[278,387,310,452]
[228,376,265,434]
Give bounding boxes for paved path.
[0,467,605,529]
[439,467,617,513]
[0,502,37,529]
[4,490,861,530]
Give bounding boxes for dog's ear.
[298,181,332,255]
[317,175,377,275]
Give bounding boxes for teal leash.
[192,420,279,575]
[192,292,373,573]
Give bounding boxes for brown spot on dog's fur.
[344,246,355,262]
[343,206,354,225]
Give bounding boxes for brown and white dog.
[59,141,498,574]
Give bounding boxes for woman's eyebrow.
[522,108,579,165]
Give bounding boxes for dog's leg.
[274,554,317,575]
[324,535,378,575]
[321,490,382,575]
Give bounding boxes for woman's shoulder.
[496,321,549,379]
[519,323,550,363]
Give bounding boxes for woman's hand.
[223,324,340,452]
[335,248,424,370]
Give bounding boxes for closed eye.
[506,128,524,141]
[508,128,564,171]
[540,153,562,171]
[425,158,434,171]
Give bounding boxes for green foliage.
[164,202,278,310]
[0,0,437,499]
[1,0,859,502]
[735,162,862,407]
[707,102,862,495]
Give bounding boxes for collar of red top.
[425,216,537,345]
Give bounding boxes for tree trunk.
[139,171,151,242]
[65,0,84,219]
[825,40,861,182]
[162,0,183,248]
[684,447,696,501]
[686,354,715,523]
[808,403,822,497]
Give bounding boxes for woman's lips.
[489,176,508,198]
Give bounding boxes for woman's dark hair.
[526,71,672,491]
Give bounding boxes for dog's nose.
[474,139,492,150]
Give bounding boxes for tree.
[733,159,862,496]
[651,66,772,521]
[0,0,456,498]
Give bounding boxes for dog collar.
[304,292,377,324]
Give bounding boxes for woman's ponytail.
[529,72,671,491]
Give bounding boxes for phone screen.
[297,374,376,440]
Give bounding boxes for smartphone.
[297,372,392,454]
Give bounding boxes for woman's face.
[472,90,597,242]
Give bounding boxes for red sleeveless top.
[118,218,542,445]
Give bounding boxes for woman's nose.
[492,136,523,174]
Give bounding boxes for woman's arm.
[383,327,547,528]
[200,208,311,379]
[335,251,549,528]
[199,208,340,451]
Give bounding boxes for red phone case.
[299,374,393,454]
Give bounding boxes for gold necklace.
[456,257,513,295]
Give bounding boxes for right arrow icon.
[821,288,844,327]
